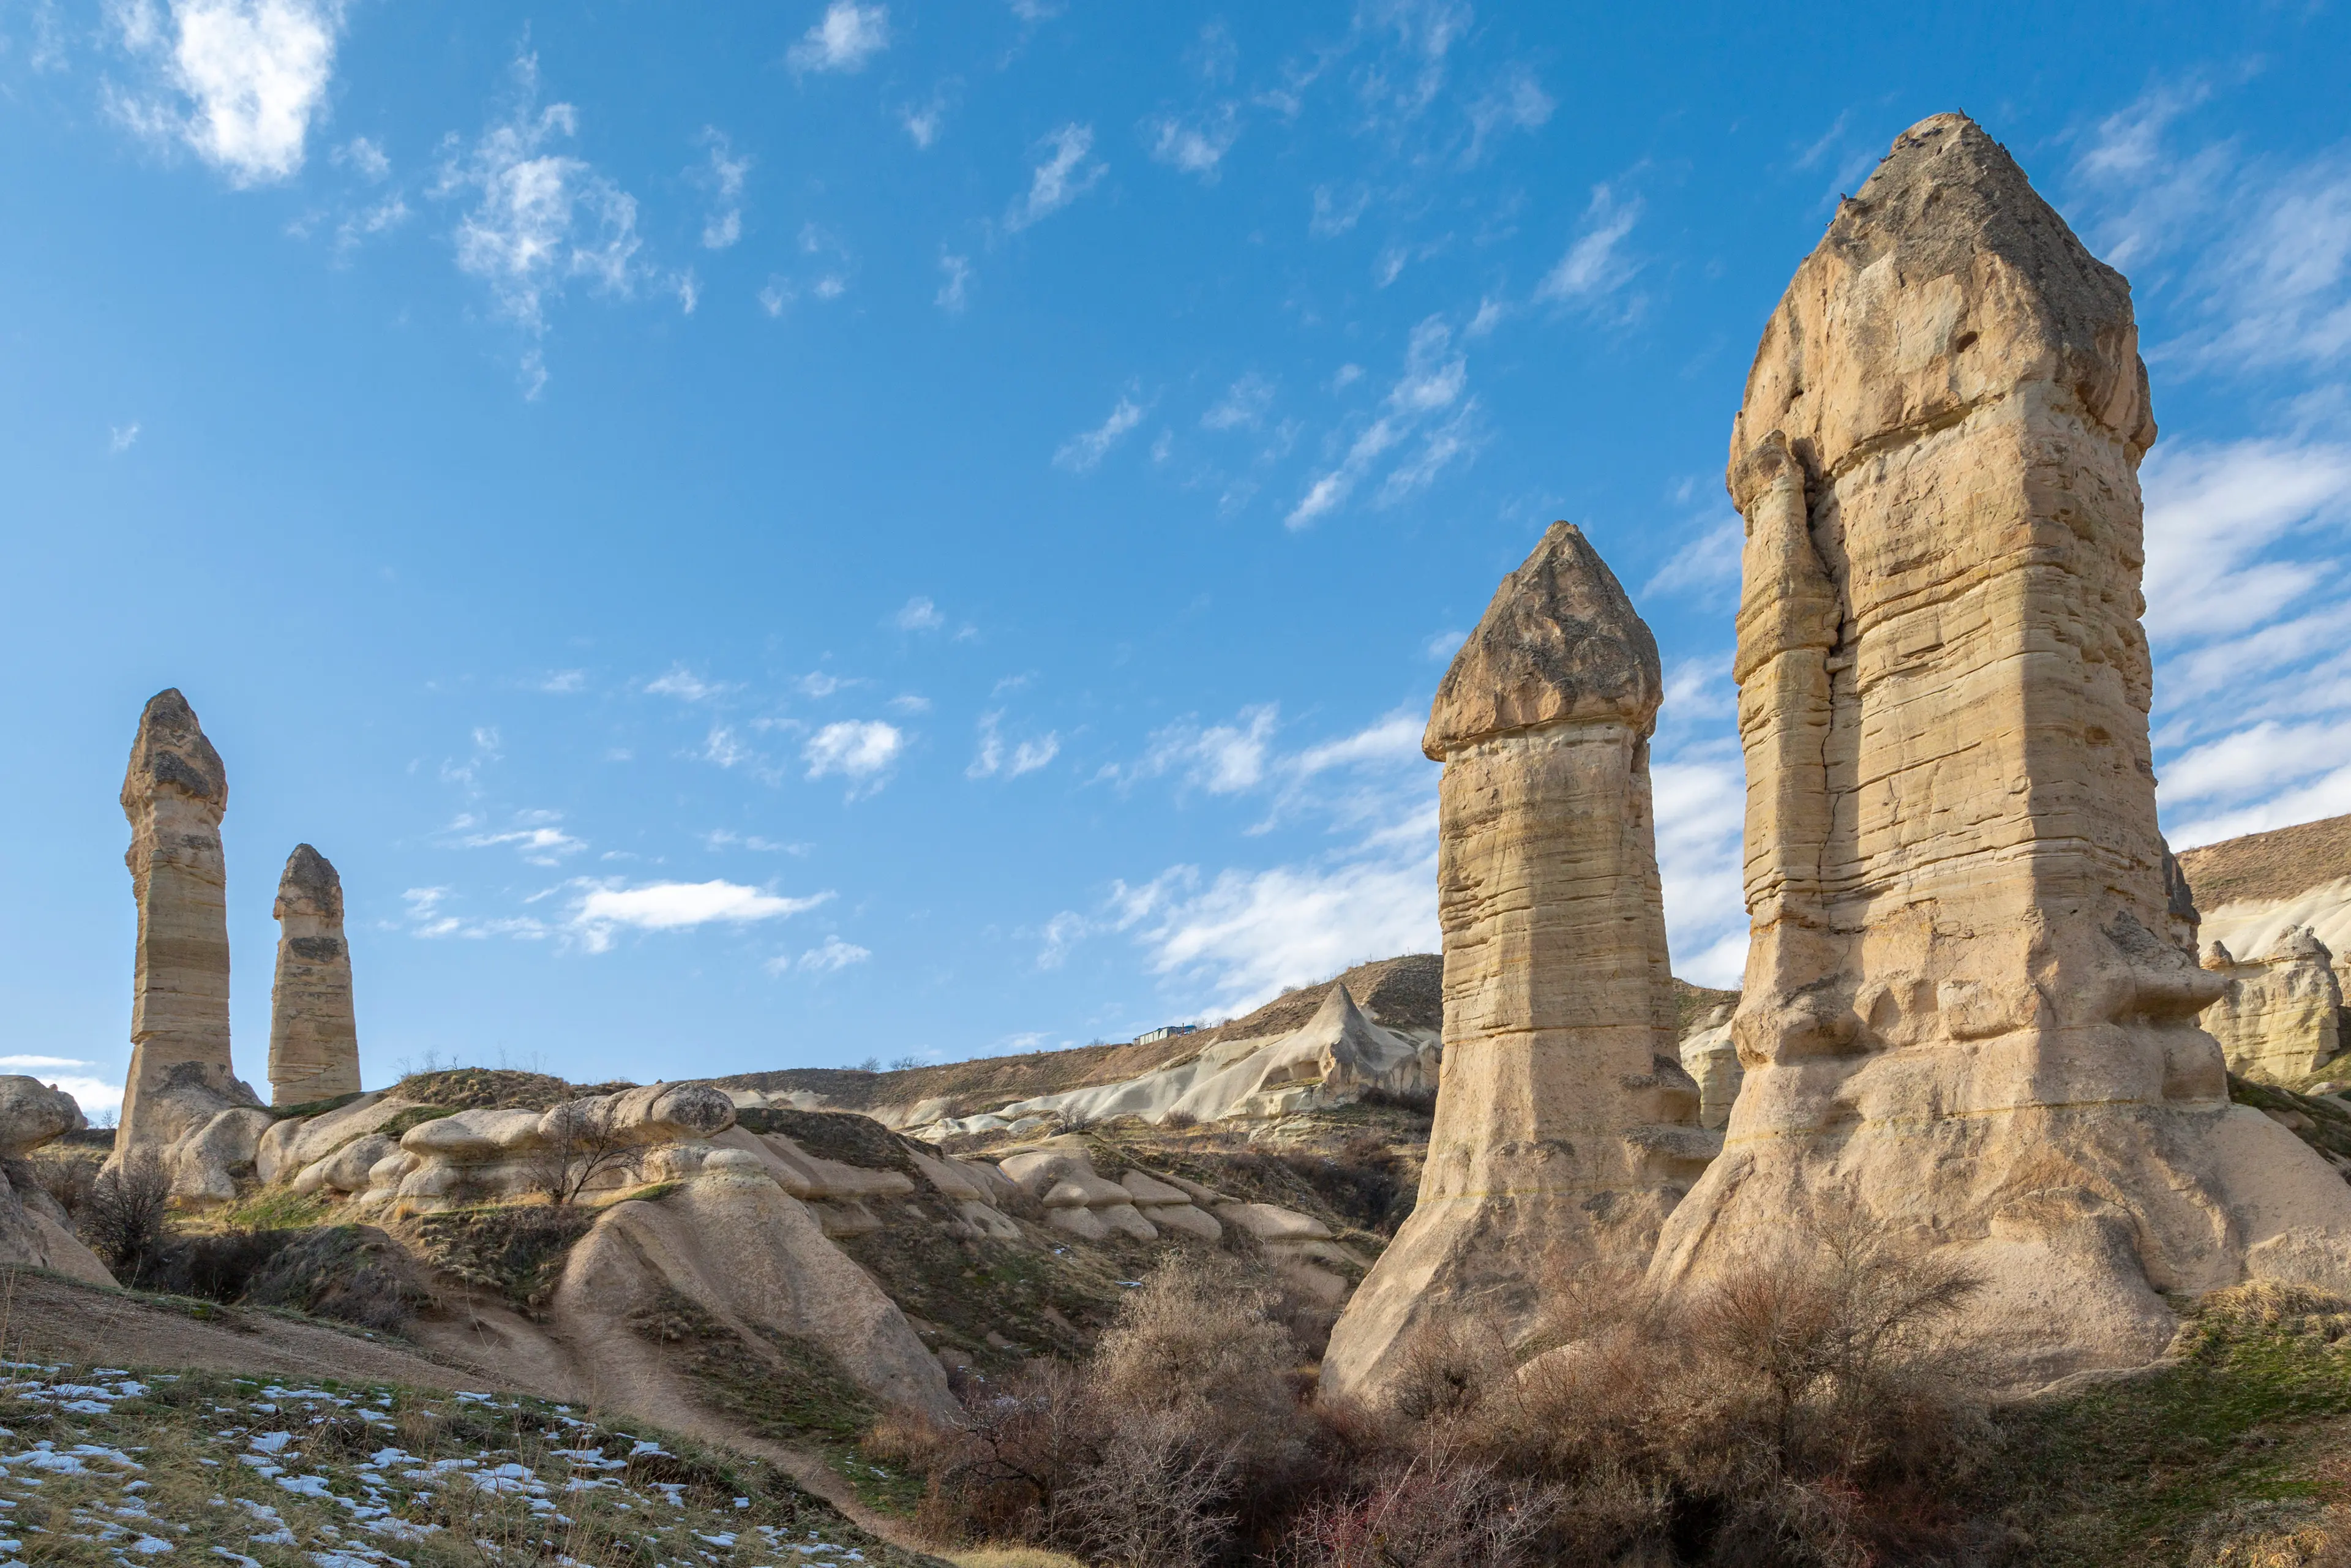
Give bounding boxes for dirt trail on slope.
[2,1265,939,1558]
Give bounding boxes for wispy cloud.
[936,253,972,312]
[1643,516,1744,603]
[893,596,945,631]
[804,720,905,791]
[1201,372,1275,432]
[1146,105,1240,181]
[1007,123,1105,231]
[448,809,587,866]
[1463,61,1552,163]
[109,422,141,454]
[1287,315,1475,527]
[108,0,347,187]
[696,127,750,249]
[1535,181,1643,313]
[794,934,872,972]
[572,879,830,953]
[968,711,1060,779]
[1054,394,1145,471]
[787,2,890,74]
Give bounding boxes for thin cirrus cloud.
[1007,123,1105,231]
[1145,105,1240,181]
[1054,396,1145,471]
[108,0,347,187]
[969,711,1060,779]
[697,128,751,249]
[571,879,832,953]
[787,2,891,74]
[1286,315,1477,528]
[1535,181,1644,313]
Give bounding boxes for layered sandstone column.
[1322,523,1709,1405]
[1648,114,2351,1386]
[269,844,361,1106]
[118,689,258,1157]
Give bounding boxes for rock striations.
[1645,113,2351,1385]
[269,844,361,1106]
[1321,522,1708,1404]
[116,689,263,1169]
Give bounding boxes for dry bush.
[1051,1409,1240,1568]
[76,1152,172,1280]
[1287,1446,1561,1568]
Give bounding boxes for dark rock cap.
[121,688,227,814]
[1425,522,1663,759]
[276,844,345,920]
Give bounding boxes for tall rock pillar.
[1648,114,2351,1386]
[118,689,258,1159]
[269,844,361,1106]
[1321,523,1709,1405]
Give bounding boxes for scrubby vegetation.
[0,1358,943,1567]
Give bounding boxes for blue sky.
[4,1,2349,1116]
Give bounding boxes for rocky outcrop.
[1322,522,1706,1404]
[2203,931,2346,1085]
[915,982,1439,1138]
[2181,815,2351,1002]
[0,1076,114,1283]
[1647,113,2351,1388]
[269,845,361,1107]
[1678,1001,1741,1130]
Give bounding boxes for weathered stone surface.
[1677,1003,1741,1130]
[268,845,360,1107]
[2181,814,2351,1002]
[1647,113,2351,1387]
[1322,522,1706,1405]
[2202,931,2346,1084]
[0,1076,113,1284]
[117,689,261,1177]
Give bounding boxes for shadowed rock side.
[1321,522,1708,1405]
[0,1075,113,1282]
[269,844,361,1106]
[1646,113,2351,1387]
[116,688,263,1182]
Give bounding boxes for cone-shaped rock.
[269,844,361,1106]
[118,689,258,1158]
[1321,522,1706,1405]
[1648,114,2351,1386]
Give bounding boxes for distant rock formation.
[269,844,361,1106]
[116,689,263,1190]
[2202,930,2346,1085]
[1677,1000,1741,1130]
[909,981,1439,1136]
[2180,814,2351,1001]
[0,1076,113,1283]
[1647,113,2351,1387]
[1321,522,1707,1405]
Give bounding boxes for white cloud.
[1054,396,1144,472]
[804,720,905,785]
[572,879,831,953]
[1310,183,1370,238]
[969,711,1060,779]
[1535,182,1643,310]
[1424,629,1466,662]
[697,128,750,249]
[538,669,587,694]
[1288,315,1472,527]
[109,422,141,454]
[1036,910,1088,969]
[400,885,553,942]
[433,56,648,343]
[453,809,586,866]
[1129,853,1441,1015]
[902,92,950,149]
[1114,704,1279,795]
[1643,517,1745,602]
[1651,751,1748,989]
[2141,437,2351,641]
[798,934,872,972]
[893,596,945,631]
[1201,372,1274,432]
[643,666,732,702]
[798,672,857,698]
[334,132,388,180]
[110,0,345,187]
[787,2,890,73]
[1146,106,1239,181]
[1008,123,1104,231]
[936,252,972,312]
[1463,61,1553,162]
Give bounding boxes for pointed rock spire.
[269,844,361,1106]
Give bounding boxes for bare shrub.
[524,1097,636,1204]
[77,1153,172,1280]
[1288,1446,1561,1568]
[1051,1409,1239,1568]
[1160,1109,1199,1130]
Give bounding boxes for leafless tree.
[78,1152,172,1279]
[525,1098,636,1205]
[1049,1409,1239,1568]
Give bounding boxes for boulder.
[2202,931,2345,1084]
[0,1076,83,1154]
